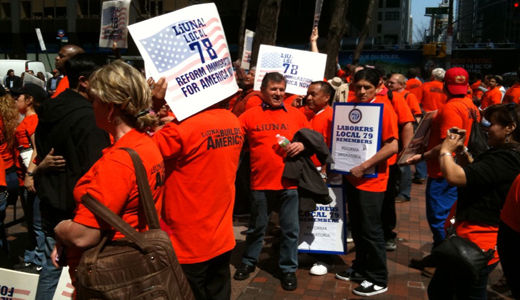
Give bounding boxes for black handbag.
[431,227,495,283]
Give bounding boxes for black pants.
[382,164,399,240]
[181,251,232,300]
[497,221,520,299]
[344,180,388,286]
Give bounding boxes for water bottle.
[276,134,290,149]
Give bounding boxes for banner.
[240,29,255,71]
[330,102,383,176]
[397,110,437,165]
[129,3,238,121]
[0,268,39,299]
[298,185,346,254]
[99,0,131,48]
[254,44,327,96]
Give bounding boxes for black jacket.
[282,128,333,204]
[35,89,110,233]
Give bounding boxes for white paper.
[240,29,255,70]
[0,267,40,300]
[99,0,131,49]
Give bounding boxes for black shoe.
[385,238,397,251]
[335,268,366,282]
[409,254,436,270]
[353,280,388,296]
[281,272,297,291]
[233,263,255,280]
[412,178,425,184]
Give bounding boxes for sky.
[411,0,443,41]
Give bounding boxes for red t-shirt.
[502,83,520,105]
[421,81,447,112]
[15,114,38,149]
[345,97,399,192]
[310,106,333,167]
[501,173,520,233]
[480,86,502,110]
[51,76,69,99]
[406,78,423,102]
[0,117,15,169]
[240,105,309,190]
[427,97,479,178]
[153,108,243,264]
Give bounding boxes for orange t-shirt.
[345,97,399,192]
[471,80,484,101]
[153,108,243,264]
[501,173,520,233]
[0,156,5,187]
[15,114,38,149]
[427,97,479,178]
[480,86,502,110]
[309,106,333,167]
[399,90,422,116]
[284,94,300,107]
[240,105,309,190]
[421,81,447,112]
[299,106,315,121]
[456,221,499,265]
[0,117,15,169]
[503,83,520,104]
[406,78,423,102]
[51,76,69,99]
[244,93,263,111]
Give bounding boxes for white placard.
[52,266,73,300]
[254,45,327,96]
[298,186,346,254]
[330,102,383,176]
[99,0,131,49]
[128,3,238,121]
[0,268,39,299]
[35,28,46,52]
[23,73,45,89]
[240,29,255,71]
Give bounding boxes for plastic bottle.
[276,134,290,149]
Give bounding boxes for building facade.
[369,0,412,47]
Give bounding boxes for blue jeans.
[21,190,45,267]
[397,165,411,200]
[35,235,62,300]
[0,169,19,253]
[241,189,299,273]
[426,177,457,247]
[414,160,427,180]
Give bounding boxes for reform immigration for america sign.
[254,45,327,96]
[330,102,383,177]
[128,3,238,121]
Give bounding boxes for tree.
[352,0,375,64]
[250,0,282,66]
[236,0,249,63]
[325,0,350,78]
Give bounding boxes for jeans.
[241,189,299,273]
[344,180,387,286]
[35,235,62,300]
[428,261,498,299]
[0,169,20,253]
[497,221,520,299]
[426,177,457,247]
[181,251,232,300]
[0,190,7,254]
[21,190,45,267]
[414,160,427,180]
[397,165,412,200]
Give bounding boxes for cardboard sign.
[240,29,254,71]
[129,3,238,121]
[99,0,131,48]
[0,268,39,299]
[397,110,437,165]
[254,45,326,96]
[298,185,347,254]
[330,102,383,176]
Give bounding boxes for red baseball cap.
[444,67,469,95]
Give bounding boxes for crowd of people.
[0,36,519,299]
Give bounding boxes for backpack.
[75,148,194,300]
[466,108,488,158]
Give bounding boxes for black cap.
[10,84,48,104]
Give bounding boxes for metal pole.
[446,0,454,68]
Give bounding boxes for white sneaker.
[353,280,388,296]
[309,262,328,276]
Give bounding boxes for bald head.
[56,45,85,73]
[386,73,406,92]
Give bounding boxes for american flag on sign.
[260,52,281,68]
[101,6,128,40]
[141,17,232,101]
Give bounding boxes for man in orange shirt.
[405,67,423,101]
[503,67,520,104]
[480,76,503,110]
[407,67,479,263]
[234,72,308,291]
[51,44,84,99]
[420,68,447,112]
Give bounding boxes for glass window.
[385,11,400,21]
[386,0,400,8]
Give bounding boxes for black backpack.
[466,108,488,158]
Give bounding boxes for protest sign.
[52,266,73,299]
[298,185,346,254]
[0,268,39,299]
[99,0,131,48]
[240,29,254,71]
[129,3,238,121]
[254,45,327,95]
[330,102,383,177]
[397,110,437,165]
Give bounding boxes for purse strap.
[80,147,160,251]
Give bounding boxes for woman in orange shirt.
[51,61,165,290]
[335,68,399,297]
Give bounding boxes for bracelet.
[439,152,453,158]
